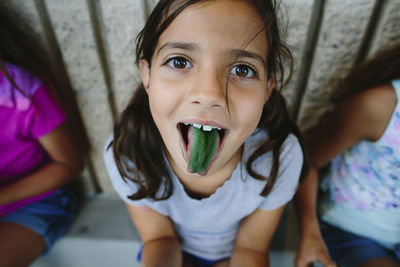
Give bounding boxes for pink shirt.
[0,63,66,216]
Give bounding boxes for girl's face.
[141,0,273,180]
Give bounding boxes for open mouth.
[178,122,227,176]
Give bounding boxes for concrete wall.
[4,0,400,194]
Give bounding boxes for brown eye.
[173,58,187,68]
[235,65,248,77]
[231,64,256,78]
[166,57,192,69]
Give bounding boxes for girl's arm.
[226,205,285,267]
[126,203,182,267]
[295,167,335,267]
[0,123,83,205]
[294,85,395,267]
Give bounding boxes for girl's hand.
[295,230,336,267]
[295,167,335,267]
[294,169,335,267]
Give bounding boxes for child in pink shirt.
[0,62,67,215]
[0,5,83,266]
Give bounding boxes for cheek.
[233,90,267,127]
[146,90,166,128]
[241,102,264,128]
[147,81,172,114]
[146,81,182,134]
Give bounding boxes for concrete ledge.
[31,194,297,267]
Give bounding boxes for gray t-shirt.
[104,130,303,260]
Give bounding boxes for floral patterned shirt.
[321,79,400,210]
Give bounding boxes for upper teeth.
[184,123,221,131]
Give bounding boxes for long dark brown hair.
[0,3,54,95]
[112,0,308,200]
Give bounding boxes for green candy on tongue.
[189,126,218,175]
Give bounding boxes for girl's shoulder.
[0,62,44,107]
[335,83,396,142]
[346,83,395,111]
[362,84,396,140]
[360,83,396,102]
[359,83,396,119]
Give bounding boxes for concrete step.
[30,194,298,267]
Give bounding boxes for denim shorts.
[320,220,400,267]
[0,186,77,253]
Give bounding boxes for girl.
[0,4,83,266]
[105,0,307,266]
[295,43,400,267]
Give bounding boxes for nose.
[189,68,227,110]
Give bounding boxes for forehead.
[156,0,267,59]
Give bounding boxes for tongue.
[188,126,219,175]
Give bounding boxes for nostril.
[211,103,223,109]
[189,86,226,108]
[191,100,223,109]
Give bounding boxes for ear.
[265,77,275,103]
[140,59,150,91]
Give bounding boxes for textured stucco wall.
[297,0,376,130]
[4,0,400,194]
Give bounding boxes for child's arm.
[294,85,395,267]
[0,123,83,205]
[295,167,335,267]
[226,205,285,267]
[126,203,182,267]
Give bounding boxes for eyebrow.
[231,49,267,68]
[157,42,198,56]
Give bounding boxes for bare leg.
[358,258,400,267]
[0,222,46,267]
